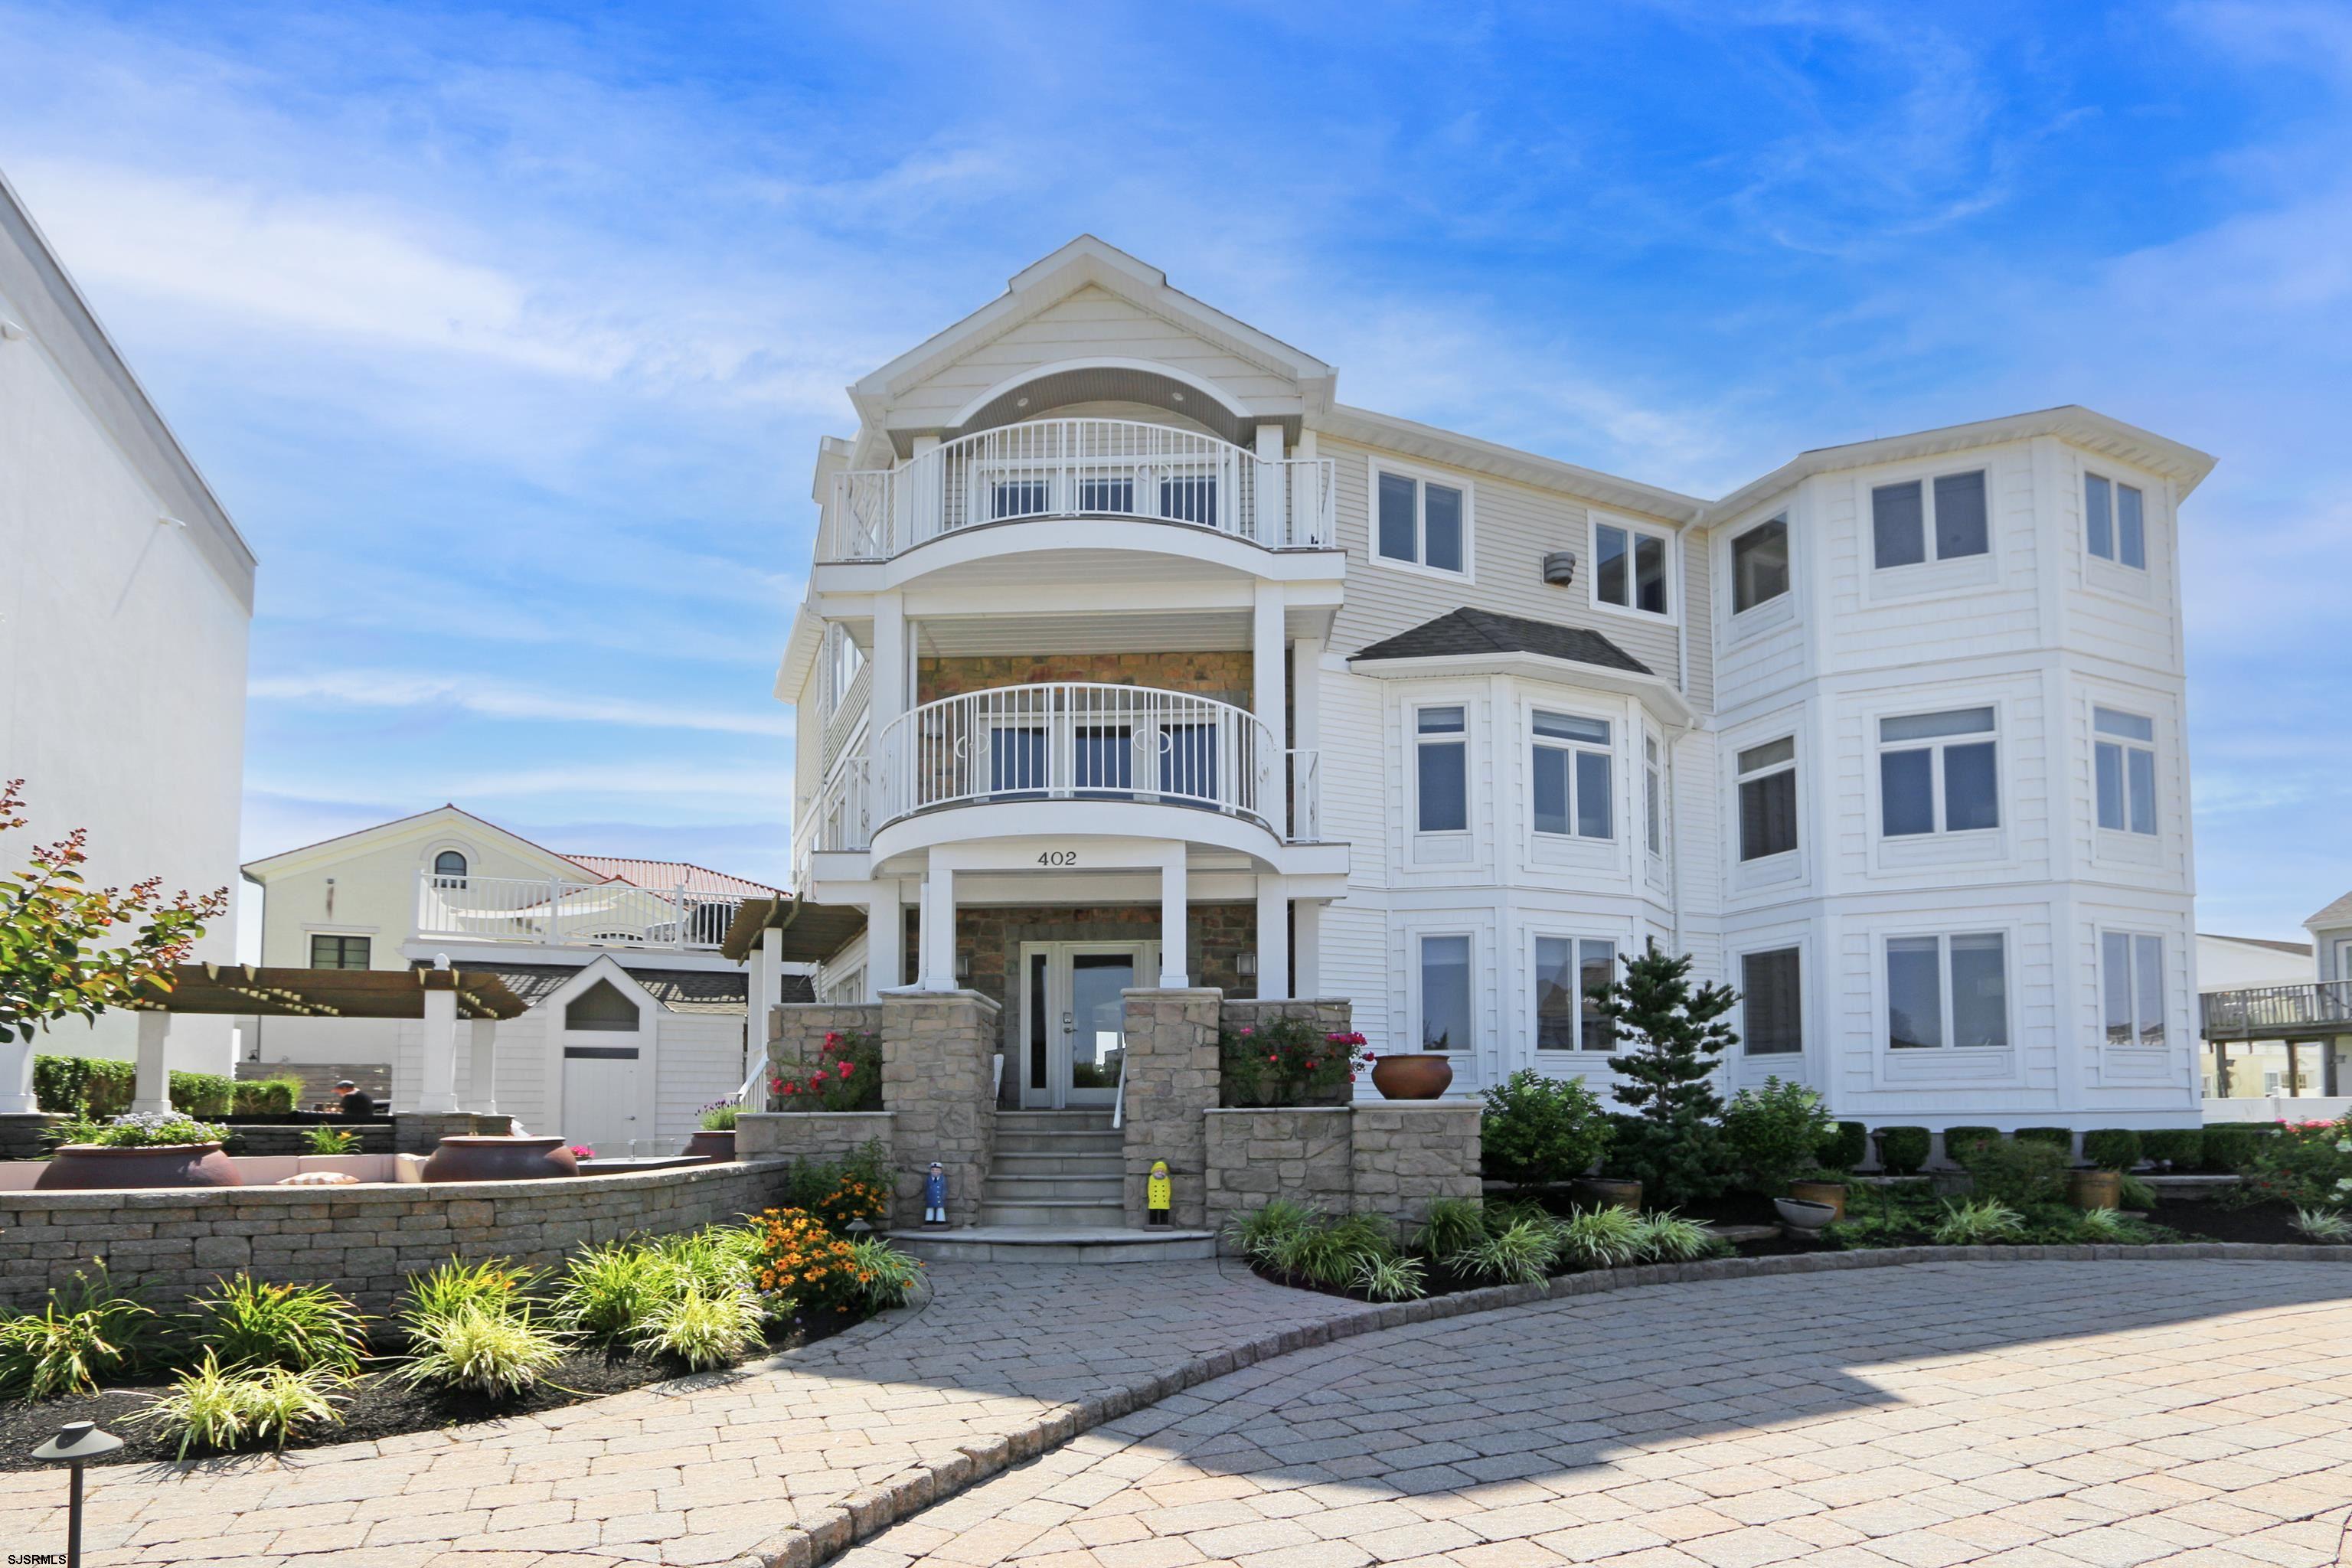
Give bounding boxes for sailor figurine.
[923,1161,949,1229]
[1146,1160,1171,1227]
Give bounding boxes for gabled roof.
[2307,892,2352,930]
[241,805,596,881]
[1353,608,1653,675]
[565,857,779,899]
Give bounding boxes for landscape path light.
[32,1419,122,1568]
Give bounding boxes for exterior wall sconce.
[956,952,972,982]
[1235,952,1258,978]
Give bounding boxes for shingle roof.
[2308,892,2352,929]
[563,858,781,898]
[436,962,809,1016]
[1352,608,1653,675]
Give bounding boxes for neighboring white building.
[779,237,2217,1134]
[0,168,253,1109]
[240,806,802,1152]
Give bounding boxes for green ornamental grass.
[1462,1217,1559,1285]
[1932,1198,2025,1246]
[0,1266,162,1399]
[397,1257,535,1343]
[1554,1204,1644,1269]
[395,1301,568,1397]
[633,1281,766,1370]
[188,1274,369,1376]
[134,1351,348,1458]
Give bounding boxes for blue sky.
[3,1,2346,939]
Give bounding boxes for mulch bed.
[2141,1199,2311,1246]
[0,1308,862,1472]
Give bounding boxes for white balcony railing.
[2202,981,2352,1040]
[415,872,743,952]
[825,418,1336,561]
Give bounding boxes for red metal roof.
[564,856,780,898]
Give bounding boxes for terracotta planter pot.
[1570,1177,1642,1213]
[684,1129,737,1163]
[1788,1180,1847,1220]
[1368,1054,1454,1100]
[37,1142,243,1191]
[2067,1168,2122,1211]
[420,1135,580,1183]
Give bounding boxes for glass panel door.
[1015,941,1154,1106]
[1065,952,1134,1103]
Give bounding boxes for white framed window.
[2101,932,2166,1049]
[1418,933,1473,1052]
[2093,707,2158,835]
[1591,516,1671,616]
[1741,948,1802,1055]
[2084,473,2146,569]
[430,849,469,887]
[1643,734,1663,858]
[1372,462,1469,577]
[1532,710,1612,840]
[1736,737,1798,861]
[1730,517,1790,614]
[1886,932,2009,1050]
[309,933,372,970]
[1534,936,1616,1051]
[1415,705,1468,833]
[1872,470,1988,569]
[1877,707,1998,837]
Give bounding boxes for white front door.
[1015,940,1156,1108]
[560,1044,640,1155]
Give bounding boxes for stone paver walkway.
[845,1262,2352,1568]
[0,1257,1387,1568]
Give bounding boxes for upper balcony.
[822,418,1335,564]
[2201,982,2352,1042]
[415,871,744,953]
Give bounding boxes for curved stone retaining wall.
[0,1158,790,1314]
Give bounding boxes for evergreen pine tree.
[1592,940,1739,1207]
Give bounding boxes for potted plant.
[38,1112,243,1190]
[688,1100,739,1161]
[1360,1028,1446,1100]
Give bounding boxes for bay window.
[1736,737,1798,860]
[2102,932,2166,1048]
[2093,707,2157,835]
[1535,936,1616,1051]
[1533,711,1612,839]
[1416,706,1468,832]
[1878,707,1998,837]
[1886,933,2009,1050]
[1873,470,1988,569]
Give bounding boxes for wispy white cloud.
[249,670,793,738]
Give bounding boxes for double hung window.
[1886,933,2009,1050]
[2102,933,2167,1048]
[1533,712,1612,839]
[1534,936,1617,1051]
[1416,707,1468,832]
[1736,738,1798,860]
[1872,471,1988,568]
[1879,708,1998,837]
[2093,707,2157,835]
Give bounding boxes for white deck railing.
[825,418,1336,560]
[2201,980,2352,1039]
[415,872,743,952]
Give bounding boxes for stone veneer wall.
[0,1159,792,1315]
[228,1122,397,1156]
[767,1002,885,1098]
[1203,1103,1483,1247]
[0,1115,64,1162]
[1119,988,1222,1229]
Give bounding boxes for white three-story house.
[777,237,2213,1136]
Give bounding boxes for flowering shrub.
[776,1140,896,1231]
[49,1110,230,1149]
[1218,1015,1374,1106]
[771,1029,882,1112]
[2237,1116,2352,1209]
[569,1145,596,1159]
[697,1099,740,1131]
[748,1207,874,1315]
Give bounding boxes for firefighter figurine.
[923,1161,949,1229]
[1146,1160,1171,1227]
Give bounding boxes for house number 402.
[1036,850,1079,867]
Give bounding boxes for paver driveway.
[845,1261,2352,1568]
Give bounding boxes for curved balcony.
[810,684,1321,864]
[825,418,1335,562]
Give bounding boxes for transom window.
[1741,948,1802,1055]
[2094,707,2157,835]
[1532,711,1612,839]
[1886,933,2009,1050]
[1878,707,1999,837]
[2084,473,2146,568]
[2102,933,2166,1049]
[1872,470,1988,569]
[1736,737,1798,861]
[1594,519,1670,615]
[1376,469,1466,574]
[1416,706,1468,833]
[1418,933,1472,1051]
[309,934,371,970]
[1535,936,1617,1051]
[1730,518,1790,613]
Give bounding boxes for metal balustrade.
[2200,980,2352,1040]
[825,418,1336,560]
[414,872,743,952]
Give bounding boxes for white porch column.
[865,879,906,1000]
[1159,846,1190,988]
[1294,898,1322,998]
[466,1018,498,1113]
[131,1010,172,1114]
[870,590,907,819]
[1253,582,1288,838]
[1254,874,1290,1001]
[754,926,784,1047]
[417,960,459,1114]
[918,863,958,991]
[0,1030,35,1115]
[1253,421,1286,544]
[1291,635,1322,839]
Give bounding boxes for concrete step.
[984,1173,1126,1203]
[887,1227,1217,1266]
[978,1197,1129,1228]
[995,1109,1116,1129]
[990,1151,1127,1178]
[991,1130,1124,1156]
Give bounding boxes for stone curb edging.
[728,1240,2352,1568]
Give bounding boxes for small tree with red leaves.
[1,780,228,1044]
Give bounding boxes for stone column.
[1349,1102,1482,1227]
[1119,988,1222,1230]
[877,990,997,1229]
[131,1009,172,1115]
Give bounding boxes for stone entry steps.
[887,1227,1218,1265]
[983,1109,1124,1228]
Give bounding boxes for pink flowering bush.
[771,1028,884,1112]
[1218,1015,1374,1106]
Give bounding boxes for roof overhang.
[720,896,868,965]
[1314,405,1707,526]
[1347,650,1697,727]
[241,805,599,883]
[130,963,530,1021]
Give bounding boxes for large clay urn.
[420,1135,580,1183]
[1788,1179,1848,1220]
[2067,1168,2122,1211]
[1368,1053,1454,1100]
[684,1130,736,1163]
[37,1143,243,1191]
